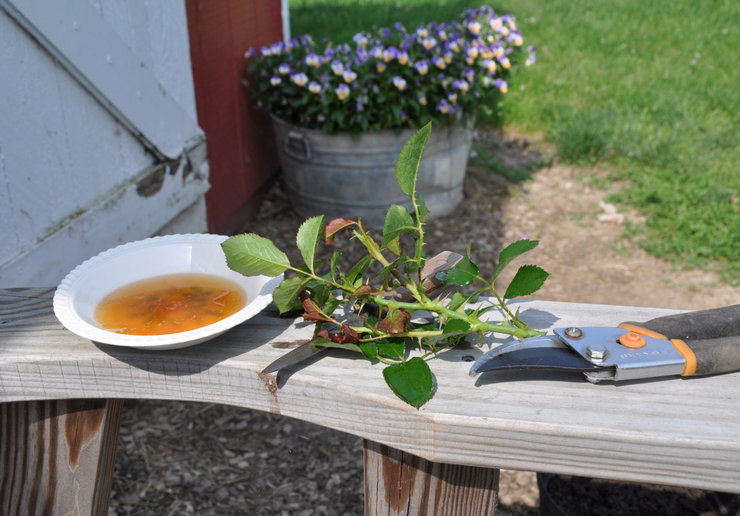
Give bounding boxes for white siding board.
[140,1,198,120]
[95,1,196,120]
[0,142,209,287]
[1,0,202,159]
[0,145,20,258]
[0,10,152,265]
[0,2,209,287]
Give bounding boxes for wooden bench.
[2,288,739,514]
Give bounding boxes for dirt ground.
[109,129,738,515]
[457,129,738,311]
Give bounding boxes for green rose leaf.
[441,255,479,286]
[377,340,406,360]
[221,234,290,277]
[359,342,379,360]
[330,249,343,283]
[504,265,550,299]
[352,230,384,262]
[359,340,406,361]
[443,319,470,334]
[379,256,412,283]
[306,280,332,309]
[382,205,415,255]
[322,295,342,316]
[492,239,540,281]
[296,215,325,273]
[272,277,308,313]
[345,254,373,287]
[382,357,435,409]
[313,337,362,354]
[416,192,430,222]
[396,122,432,197]
[448,292,468,312]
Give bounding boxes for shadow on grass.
[469,128,553,183]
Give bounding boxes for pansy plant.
[243,5,535,134]
[221,124,548,408]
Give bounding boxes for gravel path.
[109,129,737,515]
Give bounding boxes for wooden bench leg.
[0,399,123,516]
[363,440,500,515]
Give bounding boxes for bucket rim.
[269,113,475,138]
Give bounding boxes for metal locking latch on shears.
[470,304,740,383]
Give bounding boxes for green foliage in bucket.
[243,5,535,134]
[221,123,548,408]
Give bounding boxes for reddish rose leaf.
[352,284,378,297]
[316,324,360,344]
[341,324,361,343]
[301,292,332,323]
[378,308,411,334]
[325,218,357,244]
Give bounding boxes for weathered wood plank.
[0,398,122,516]
[363,440,499,515]
[2,288,740,492]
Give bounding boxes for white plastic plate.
[53,234,281,350]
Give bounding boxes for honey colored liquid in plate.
[95,273,246,335]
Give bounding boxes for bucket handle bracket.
[284,131,312,161]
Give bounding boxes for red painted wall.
[186,0,282,231]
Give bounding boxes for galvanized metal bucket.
[271,116,474,227]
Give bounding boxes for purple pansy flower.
[291,72,308,86]
[353,33,369,47]
[431,56,446,69]
[305,53,321,67]
[331,60,344,75]
[437,99,451,114]
[453,79,469,93]
[335,83,350,100]
[414,60,429,75]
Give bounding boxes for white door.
[0,0,209,287]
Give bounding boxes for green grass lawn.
[289,0,740,284]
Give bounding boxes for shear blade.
[469,334,605,376]
[470,335,564,375]
[261,342,325,374]
[471,347,605,374]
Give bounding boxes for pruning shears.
[470,304,740,383]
